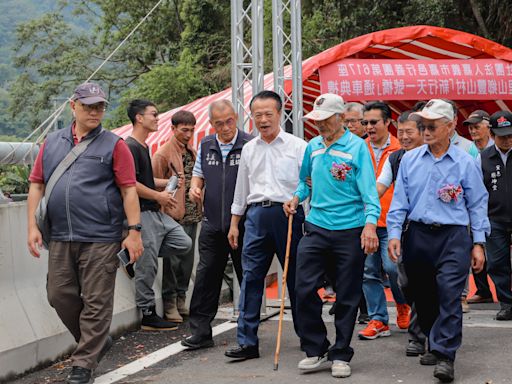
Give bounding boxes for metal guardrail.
[0,142,40,165]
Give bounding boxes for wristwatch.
[127,223,142,232]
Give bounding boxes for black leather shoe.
[433,359,454,382]
[406,340,426,356]
[224,345,259,360]
[495,307,512,321]
[181,335,214,350]
[67,366,93,384]
[97,336,113,363]
[420,352,437,365]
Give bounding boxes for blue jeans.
[486,220,512,308]
[363,227,406,324]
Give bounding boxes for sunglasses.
[361,119,382,126]
[420,122,448,132]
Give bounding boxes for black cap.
[490,111,512,136]
[462,110,490,126]
[71,82,108,105]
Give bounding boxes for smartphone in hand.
[117,248,135,279]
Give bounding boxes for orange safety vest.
[366,134,401,228]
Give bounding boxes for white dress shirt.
[231,129,307,215]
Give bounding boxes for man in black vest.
[181,100,253,350]
[479,111,512,321]
[27,83,144,384]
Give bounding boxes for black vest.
[43,124,124,242]
[200,130,253,231]
[480,145,512,223]
[389,149,406,184]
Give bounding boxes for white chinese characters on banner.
[321,59,512,100]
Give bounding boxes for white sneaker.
[331,360,351,378]
[298,354,329,371]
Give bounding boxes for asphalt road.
[8,302,511,384]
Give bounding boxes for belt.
[251,200,284,208]
[409,220,461,231]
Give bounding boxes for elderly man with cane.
[387,99,490,383]
[284,93,380,378]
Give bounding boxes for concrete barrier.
[0,202,142,381]
[0,202,257,381]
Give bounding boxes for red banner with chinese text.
[319,59,512,100]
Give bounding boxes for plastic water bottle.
[165,175,179,193]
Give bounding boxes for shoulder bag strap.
[44,130,103,201]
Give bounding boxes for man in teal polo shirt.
[284,93,380,378]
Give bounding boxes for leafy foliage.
[0,165,31,194]
[1,0,511,136]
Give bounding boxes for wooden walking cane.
[273,213,294,370]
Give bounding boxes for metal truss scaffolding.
[231,0,303,138]
[272,0,303,138]
[231,0,264,132]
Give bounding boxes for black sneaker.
[357,313,370,324]
[433,359,454,383]
[495,307,512,321]
[141,307,179,331]
[181,335,214,350]
[67,366,93,384]
[420,352,437,365]
[406,340,426,356]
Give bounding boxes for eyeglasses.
[361,119,382,126]
[79,102,107,113]
[345,118,363,125]
[212,117,236,129]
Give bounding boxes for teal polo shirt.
[294,129,381,230]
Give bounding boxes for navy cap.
[490,111,512,136]
[71,82,108,105]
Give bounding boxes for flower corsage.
[437,184,463,203]
[330,161,352,181]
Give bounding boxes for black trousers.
[188,221,244,339]
[402,222,471,361]
[295,222,365,362]
[473,262,492,298]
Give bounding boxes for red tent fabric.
[113,25,512,152]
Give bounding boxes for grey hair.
[344,102,364,115]
[208,99,236,120]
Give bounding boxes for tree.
[5,0,511,136]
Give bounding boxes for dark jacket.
[43,124,124,242]
[389,148,406,184]
[480,145,512,223]
[200,130,253,232]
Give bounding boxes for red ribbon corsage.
[437,184,463,203]
[330,162,352,181]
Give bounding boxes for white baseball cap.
[304,93,345,121]
[413,99,454,121]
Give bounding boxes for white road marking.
[94,320,237,384]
